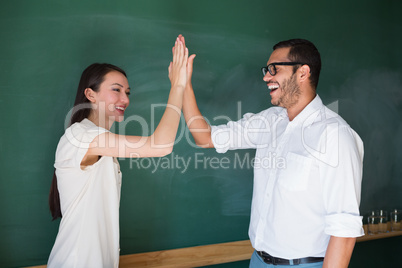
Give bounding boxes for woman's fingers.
[169,36,187,87]
[172,35,191,68]
[184,47,189,65]
[174,39,187,69]
[179,34,185,47]
[173,40,183,65]
[179,41,185,64]
[173,39,179,64]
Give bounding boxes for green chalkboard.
[0,0,401,267]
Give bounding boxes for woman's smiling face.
[90,70,130,128]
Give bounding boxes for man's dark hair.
[273,39,321,89]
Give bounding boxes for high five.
[48,36,189,268]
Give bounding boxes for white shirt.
[211,95,364,259]
[48,119,122,268]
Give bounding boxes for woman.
[48,36,188,268]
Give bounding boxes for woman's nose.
[121,92,130,105]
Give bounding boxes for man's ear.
[84,88,96,103]
[299,64,311,83]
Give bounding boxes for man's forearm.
[323,236,356,268]
[183,84,214,148]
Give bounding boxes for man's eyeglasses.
[261,62,306,76]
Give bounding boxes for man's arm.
[323,236,356,268]
[180,35,214,148]
[183,83,214,148]
[318,126,364,267]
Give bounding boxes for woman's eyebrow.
[111,83,130,90]
[111,83,123,87]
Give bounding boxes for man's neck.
[286,93,316,121]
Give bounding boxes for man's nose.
[263,72,273,82]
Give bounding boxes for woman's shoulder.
[69,118,101,133]
[54,119,109,166]
[57,119,107,152]
[68,118,108,138]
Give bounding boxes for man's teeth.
[268,85,279,90]
[116,107,125,111]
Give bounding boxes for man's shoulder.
[320,106,349,127]
[233,106,284,123]
[313,106,362,144]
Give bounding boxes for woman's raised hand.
[177,35,196,85]
[168,36,189,89]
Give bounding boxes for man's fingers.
[188,54,196,66]
[187,54,196,76]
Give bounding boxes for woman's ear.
[84,88,96,103]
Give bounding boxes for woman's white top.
[48,119,122,268]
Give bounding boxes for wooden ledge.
[26,231,402,268]
[357,230,402,242]
[120,240,253,268]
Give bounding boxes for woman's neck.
[87,112,112,130]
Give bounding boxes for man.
[182,36,364,267]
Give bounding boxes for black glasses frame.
[261,62,306,76]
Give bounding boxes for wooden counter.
[28,230,402,268]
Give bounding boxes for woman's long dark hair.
[49,63,127,220]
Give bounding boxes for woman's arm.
[86,36,188,158]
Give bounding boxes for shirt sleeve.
[318,124,365,237]
[211,111,273,153]
[58,123,109,169]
